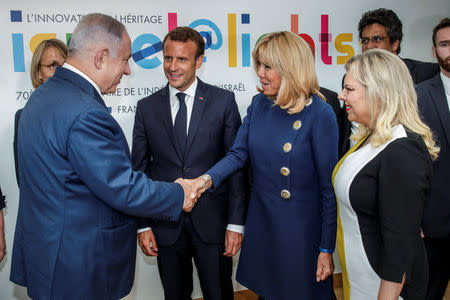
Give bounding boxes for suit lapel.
[429,75,450,147]
[185,79,208,155]
[159,85,184,161]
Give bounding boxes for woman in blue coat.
[192,31,338,299]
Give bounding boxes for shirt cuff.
[137,227,151,234]
[226,224,244,234]
[319,247,334,253]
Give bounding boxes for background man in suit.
[132,27,246,300]
[358,8,440,84]
[417,18,450,300]
[340,8,441,157]
[10,14,196,300]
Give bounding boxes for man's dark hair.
[432,18,450,47]
[162,27,205,59]
[358,8,403,54]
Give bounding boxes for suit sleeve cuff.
[137,227,151,234]
[226,224,244,234]
[319,247,334,253]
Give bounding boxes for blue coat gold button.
[283,143,292,153]
[281,189,291,199]
[293,120,302,130]
[281,167,290,176]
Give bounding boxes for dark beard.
[436,51,450,73]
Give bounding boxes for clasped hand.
[175,176,212,212]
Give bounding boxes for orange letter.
[29,33,56,53]
[335,33,354,65]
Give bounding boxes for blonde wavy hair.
[346,49,439,159]
[252,31,324,114]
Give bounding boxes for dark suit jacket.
[131,78,246,246]
[339,58,440,158]
[320,87,346,158]
[403,58,440,86]
[10,67,184,300]
[320,87,341,126]
[417,73,450,238]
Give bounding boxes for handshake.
[175,175,214,212]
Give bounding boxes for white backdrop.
[1,0,448,299]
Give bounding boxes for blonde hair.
[346,49,439,159]
[30,39,68,88]
[252,31,323,114]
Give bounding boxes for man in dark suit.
[339,8,441,158]
[10,14,195,300]
[131,27,246,300]
[417,18,450,300]
[357,8,439,84]
[321,87,341,127]
[320,87,347,160]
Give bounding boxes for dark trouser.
[157,216,233,300]
[424,236,450,300]
[257,276,336,300]
[330,274,337,300]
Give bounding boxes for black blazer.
[131,78,247,246]
[417,73,450,238]
[0,185,5,209]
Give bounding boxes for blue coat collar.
[52,67,107,110]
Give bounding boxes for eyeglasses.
[360,36,389,45]
[40,62,62,71]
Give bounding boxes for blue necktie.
[174,92,187,154]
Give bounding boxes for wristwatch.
[200,174,211,184]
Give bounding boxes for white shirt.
[440,72,450,111]
[62,63,102,97]
[138,78,244,235]
[168,78,197,131]
[350,121,359,148]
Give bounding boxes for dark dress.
[208,93,338,299]
[333,125,431,300]
[0,185,5,210]
[13,108,23,186]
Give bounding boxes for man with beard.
[417,18,450,300]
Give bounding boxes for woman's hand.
[316,252,334,282]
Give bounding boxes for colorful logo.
[11,11,356,72]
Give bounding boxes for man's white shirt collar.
[168,78,198,100]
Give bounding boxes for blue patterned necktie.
[174,92,187,154]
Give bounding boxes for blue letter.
[12,33,25,72]
[132,34,162,69]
